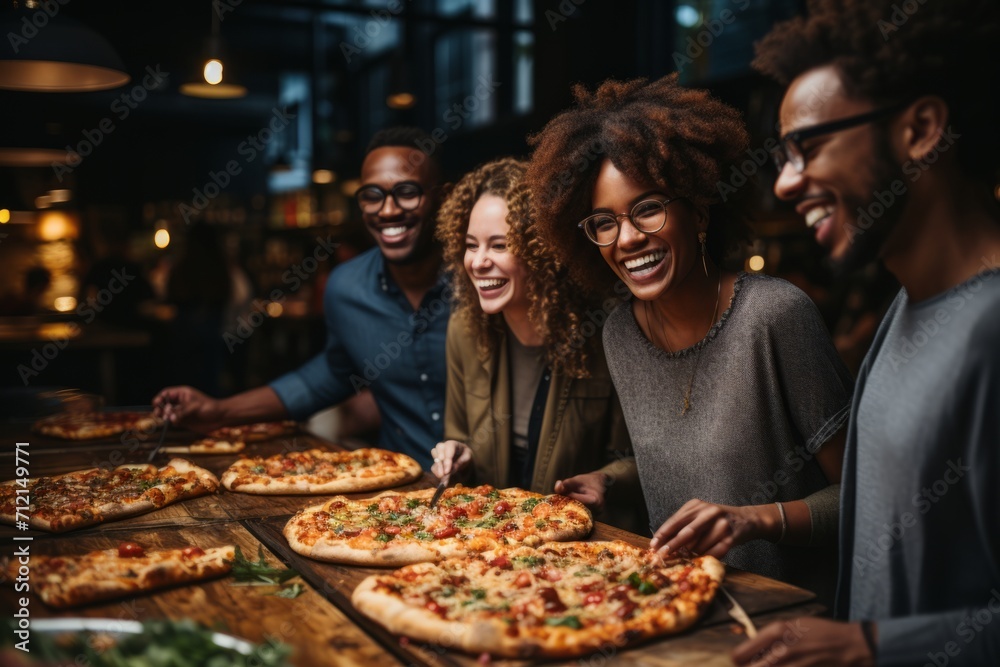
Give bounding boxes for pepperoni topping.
[541,567,562,582]
[538,587,567,613]
[181,546,205,558]
[328,501,346,510]
[583,592,605,606]
[616,601,638,619]
[433,527,459,539]
[117,542,145,558]
[493,501,512,516]
[575,580,604,593]
[384,526,401,535]
[489,555,512,570]
[425,600,448,618]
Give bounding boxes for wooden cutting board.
[0,520,403,667]
[246,515,821,667]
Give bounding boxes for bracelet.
[859,620,878,658]
[774,501,787,544]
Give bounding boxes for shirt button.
[420,373,428,382]
[431,412,440,421]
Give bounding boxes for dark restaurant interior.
[0,0,895,425]
[4,0,1000,664]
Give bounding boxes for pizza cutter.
[720,586,758,638]
[428,472,450,509]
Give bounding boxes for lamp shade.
[0,13,129,92]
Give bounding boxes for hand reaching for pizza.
[554,472,610,513]
[731,617,875,667]
[430,440,473,480]
[153,386,225,432]
[649,499,778,559]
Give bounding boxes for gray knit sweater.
[603,273,853,602]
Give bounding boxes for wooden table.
[1,420,824,666]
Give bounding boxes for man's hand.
[152,386,224,433]
[554,472,610,512]
[732,618,875,667]
[649,499,776,559]
[430,440,473,480]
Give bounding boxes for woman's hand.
[430,440,473,480]
[648,499,779,559]
[554,473,610,512]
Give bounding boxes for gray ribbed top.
[603,272,853,600]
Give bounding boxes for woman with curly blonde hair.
[429,157,645,533]
[525,75,854,603]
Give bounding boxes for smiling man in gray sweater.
[735,1,1000,666]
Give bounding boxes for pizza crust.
[4,545,235,608]
[33,412,161,440]
[221,448,422,495]
[0,459,219,533]
[284,485,594,566]
[351,542,724,659]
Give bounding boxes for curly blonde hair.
[437,157,598,378]
[524,74,751,293]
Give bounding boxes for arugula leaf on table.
[227,545,299,585]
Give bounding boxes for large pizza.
[284,485,593,566]
[352,541,724,659]
[0,459,219,532]
[221,448,422,495]
[33,411,160,440]
[2,542,236,608]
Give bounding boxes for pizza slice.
[0,459,220,533]
[1,543,236,608]
[33,411,161,440]
[284,485,593,566]
[162,437,246,455]
[221,448,422,495]
[160,421,297,455]
[352,541,724,659]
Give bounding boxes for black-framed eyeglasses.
[578,197,681,247]
[355,182,424,214]
[771,102,909,173]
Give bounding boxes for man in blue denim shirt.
[155,127,450,469]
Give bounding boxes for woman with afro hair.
[428,157,646,533]
[524,74,853,601]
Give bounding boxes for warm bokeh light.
[35,195,51,209]
[53,296,77,312]
[748,255,765,272]
[386,92,416,110]
[48,189,71,203]
[154,228,170,248]
[340,179,360,197]
[312,169,335,184]
[38,211,80,241]
[265,301,283,317]
[204,59,224,85]
[0,209,9,223]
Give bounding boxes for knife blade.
[428,473,450,509]
[720,586,757,638]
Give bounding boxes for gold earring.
[698,231,708,277]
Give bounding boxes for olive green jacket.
[443,313,648,534]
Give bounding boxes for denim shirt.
[270,247,451,470]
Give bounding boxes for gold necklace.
[643,274,723,415]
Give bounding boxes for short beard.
[828,130,908,278]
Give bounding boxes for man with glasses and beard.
[731,1,1000,666]
[155,127,450,469]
